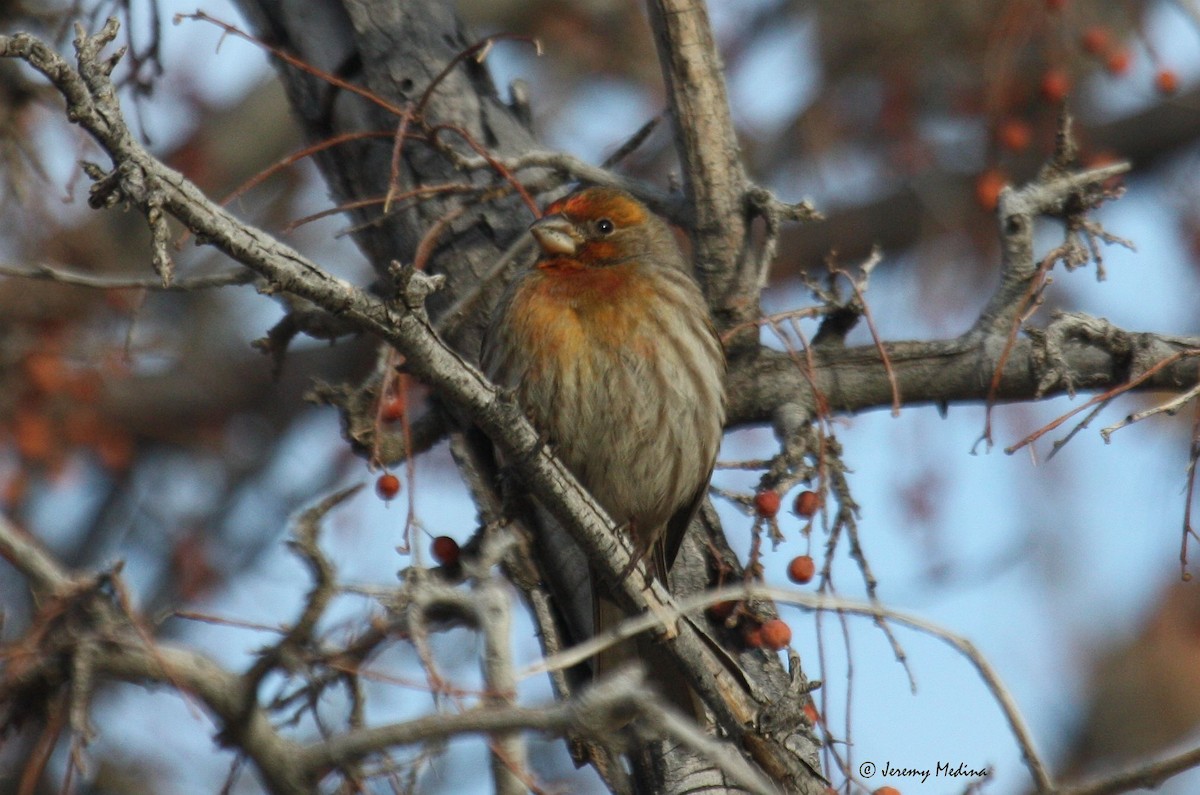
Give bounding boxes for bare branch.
[645,0,750,321]
[976,161,1129,338]
[297,673,648,773]
[298,668,779,794]
[1100,382,1200,441]
[472,534,528,795]
[1058,744,1200,795]
[242,487,360,697]
[726,320,1200,428]
[0,262,257,290]
[0,513,71,594]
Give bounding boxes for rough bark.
[233,0,545,356]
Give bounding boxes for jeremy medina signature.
[858,761,990,784]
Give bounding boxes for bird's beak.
[530,215,578,256]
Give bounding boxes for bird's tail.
[594,589,706,721]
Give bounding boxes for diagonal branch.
[0,514,71,594]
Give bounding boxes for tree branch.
[727,320,1200,427]
[299,668,779,795]
[645,0,752,323]
[0,262,257,290]
[0,514,71,594]
[726,161,1197,429]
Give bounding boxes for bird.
[482,185,726,712]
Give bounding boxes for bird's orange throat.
[533,257,640,300]
[511,262,658,368]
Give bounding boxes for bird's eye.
[595,218,615,235]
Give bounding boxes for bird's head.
[529,187,682,271]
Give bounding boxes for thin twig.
[830,249,900,416]
[1183,400,1200,576]
[429,124,540,217]
[979,249,1058,449]
[179,12,406,115]
[1100,382,1200,442]
[197,130,393,241]
[0,262,255,290]
[1006,350,1200,455]
[415,34,539,118]
[1058,743,1200,795]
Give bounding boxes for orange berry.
[170,535,219,600]
[375,472,401,500]
[95,428,133,472]
[1040,68,1070,103]
[1156,68,1180,95]
[874,788,902,795]
[794,489,820,518]
[431,535,460,565]
[1105,49,1132,76]
[13,408,54,462]
[803,699,820,724]
[788,555,816,584]
[2,472,29,508]
[380,396,405,422]
[1080,26,1110,55]
[742,622,763,648]
[974,168,1007,212]
[761,618,792,650]
[65,370,102,404]
[754,490,781,518]
[22,352,68,394]
[996,118,1032,152]
[63,406,103,446]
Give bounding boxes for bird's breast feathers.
[509,263,660,368]
[492,256,724,530]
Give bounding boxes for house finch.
[483,185,725,576]
[482,186,725,712]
